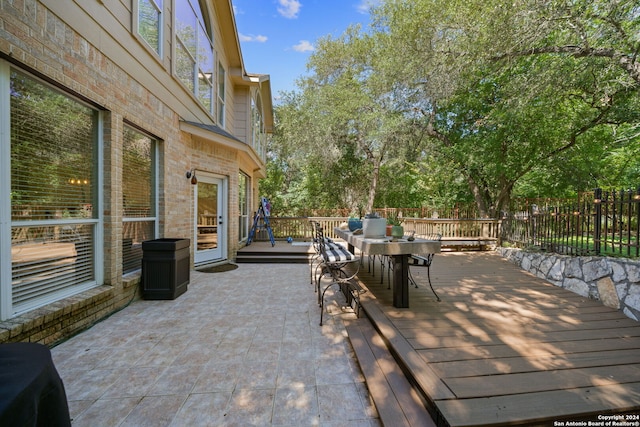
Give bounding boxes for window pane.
[123,127,156,273]
[175,0,214,113]
[11,70,96,221]
[12,224,95,311]
[138,0,162,54]
[123,128,154,217]
[9,69,99,314]
[217,63,225,125]
[175,0,197,56]
[238,173,249,241]
[123,221,154,273]
[176,41,195,91]
[197,21,213,74]
[197,72,212,112]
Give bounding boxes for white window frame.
[0,60,12,319]
[0,61,103,320]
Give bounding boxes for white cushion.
[323,245,356,263]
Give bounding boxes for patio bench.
[313,223,363,326]
[309,220,343,285]
[440,237,497,251]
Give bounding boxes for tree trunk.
[465,175,490,218]
[365,157,381,214]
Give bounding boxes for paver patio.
[51,263,381,426]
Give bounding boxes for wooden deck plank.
[403,327,640,350]
[391,313,625,330]
[398,318,640,336]
[416,336,640,362]
[353,318,437,427]
[430,348,640,378]
[343,251,640,426]
[387,303,619,319]
[437,382,640,427]
[443,364,640,398]
[345,319,413,427]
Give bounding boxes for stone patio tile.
[51,264,377,426]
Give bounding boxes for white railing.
[254,217,501,241]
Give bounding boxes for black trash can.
[141,238,190,300]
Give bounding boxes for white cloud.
[356,0,382,14]
[292,40,314,52]
[277,0,301,19]
[239,33,268,43]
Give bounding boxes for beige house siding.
[0,0,272,344]
[234,86,250,143]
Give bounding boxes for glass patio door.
[194,175,226,264]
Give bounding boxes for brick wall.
[0,275,139,345]
[0,1,263,345]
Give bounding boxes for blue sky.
[233,0,381,101]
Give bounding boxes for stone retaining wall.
[497,248,640,321]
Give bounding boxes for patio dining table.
[334,227,441,308]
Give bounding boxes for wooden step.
[235,253,311,263]
[236,242,314,264]
[346,318,437,427]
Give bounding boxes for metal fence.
[501,188,640,257]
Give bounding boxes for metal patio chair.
[314,225,361,326]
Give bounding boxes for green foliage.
[266,0,640,216]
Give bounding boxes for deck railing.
[253,217,346,241]
[400,218,501,239]
[253,217,501,241]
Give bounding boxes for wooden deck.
[350,251,640,426]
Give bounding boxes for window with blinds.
[8,68,100,316]
[122,126,157,273]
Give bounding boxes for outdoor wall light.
[186,169,197,185]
